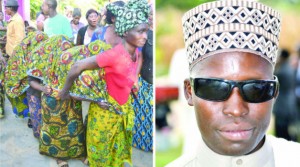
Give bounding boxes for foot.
[56,159,68,167]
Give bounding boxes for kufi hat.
[5,0,19,7]
[182,0,281,69]
[107,0,149,36]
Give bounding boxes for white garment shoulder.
[268,135,300,167]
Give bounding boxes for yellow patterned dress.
[26,35,86,159]
[87,96,135,166]
[4,31,48,118]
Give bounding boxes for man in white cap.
[167,0,300,166]
[4,0,25,57]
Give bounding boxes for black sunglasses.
[190,76,278,103]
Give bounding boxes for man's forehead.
[190,51,274,79]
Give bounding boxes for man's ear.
[184,78,194,106]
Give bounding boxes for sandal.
[56,159,69,167]
[27,119,32,128]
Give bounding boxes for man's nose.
[222,88,249,117]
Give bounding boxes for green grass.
[155,140,183,167]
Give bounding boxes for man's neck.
[9,12,16,18]
[48,10,57,18]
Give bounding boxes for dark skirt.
[26,91,42,138]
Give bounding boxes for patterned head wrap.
[107,0,150,36]
[182,0,281,70]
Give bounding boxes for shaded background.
[155,0,300,166]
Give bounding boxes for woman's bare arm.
[59,56,99,100]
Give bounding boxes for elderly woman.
[70,8,84,43]
[59,0,149,165]
[76,9,98,45]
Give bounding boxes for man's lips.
[218,127,254,141]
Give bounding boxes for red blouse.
[96,43,138,105]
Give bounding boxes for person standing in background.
[76,9,99,45]
[296,45,300,108]
[4,0,25,57]
[70,8,84,43]
[274,49,298,141]
[132,3,153,152]
[36,8,48,32]
[42,0,73,40]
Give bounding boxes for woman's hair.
[73,8,81,17]
[106,1,125,24]
[85,9,98,20]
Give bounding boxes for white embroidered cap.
[182,0,281,69]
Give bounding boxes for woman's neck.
[88,25,97,31]
[123,39,136,56]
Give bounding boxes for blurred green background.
[30,0,107,22]
[155,0,300,166]
[156,0,300,77]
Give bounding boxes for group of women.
[0,0,153,166]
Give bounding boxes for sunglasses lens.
[194,79,231,101]
[242,81,276,103]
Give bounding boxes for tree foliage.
[30,0,42,20]
[156,0,214,10]
[30,0,110,20]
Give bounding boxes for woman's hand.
[97,101,110,110]
[42,85,52,96]
[131,82,139,99]
[58,89,71,100]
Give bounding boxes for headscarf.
[107,0,149,36]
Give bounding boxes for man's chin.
[211,142,256,156]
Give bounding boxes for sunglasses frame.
[190,76,279,103]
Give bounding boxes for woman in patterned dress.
[59,0,150,166]
[27,35,86,167]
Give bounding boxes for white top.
[83,30,92,45]
[166,135,300,167]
